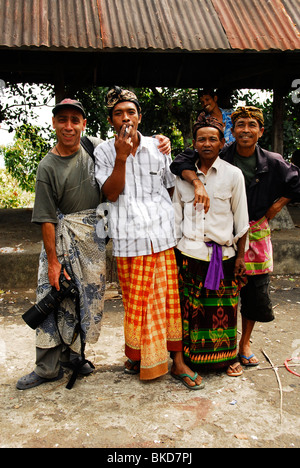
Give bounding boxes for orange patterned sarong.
[116,248,182,380]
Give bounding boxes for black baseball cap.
[52,98,86,119]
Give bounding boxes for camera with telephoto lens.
[22,270,79,330]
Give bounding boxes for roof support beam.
[271,87,285,155]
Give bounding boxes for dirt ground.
[0,276,299,449]
[0,208,299,450]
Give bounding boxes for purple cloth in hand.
[204,242,224,290]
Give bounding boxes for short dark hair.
[199,88,217,99]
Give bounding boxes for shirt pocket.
[142,169,164,199]
[213,190,232,214]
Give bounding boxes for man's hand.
[265,197,291,221]
[234,231,248,278]
[234,257,246,277]
[102,124,133,202]
[181,170,210,213]
[192,179,210,213]
[48,260,71,291]
[155,135,171,155]
[114,124,134,161]
[48,259,64,291]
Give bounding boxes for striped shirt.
[94,133,176,257]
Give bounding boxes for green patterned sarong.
[179,254,243,370]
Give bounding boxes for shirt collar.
[136,131,146,149]
[195,156,221,174]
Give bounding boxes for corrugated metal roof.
[0,0,299,52]
[281,0,300,30]
[0,0,102,49]
[212,0,300,51]
[98,0,229,50]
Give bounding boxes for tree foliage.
[134,87,200,151]
[1,84,299,198]
[0,82,55,135]
[0,168,34,208]
[1,124,52,192]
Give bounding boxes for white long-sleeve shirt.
[173,156,249,261]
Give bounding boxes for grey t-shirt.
[32,137,103,224]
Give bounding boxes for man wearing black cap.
[16,98,107,390]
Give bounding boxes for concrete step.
[1,208,300,290]
[0,209,118,289]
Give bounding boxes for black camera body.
[22,272,79,330]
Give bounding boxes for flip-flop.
[227,363,243,377]
[124,359,140,375]
[238,353,259,367]
[171,372,205,390]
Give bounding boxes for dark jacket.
[170,142,300,221]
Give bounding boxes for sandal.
[171,372,205,390]
[238,353,259,367]
[124,359,140,375]
[226,362,243,377]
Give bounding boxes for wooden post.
[272,88,284,155]
[271,87,295,229]
[54,69,65,103]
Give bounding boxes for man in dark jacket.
[170,106,300,366]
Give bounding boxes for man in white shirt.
[173,114,249,377]
[95,87,204,390]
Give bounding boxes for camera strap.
[80,136,110,245]
[65,294,95,390]
[53,272,95,390]
[80,136,95,162]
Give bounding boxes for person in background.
[198,88,235,144]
